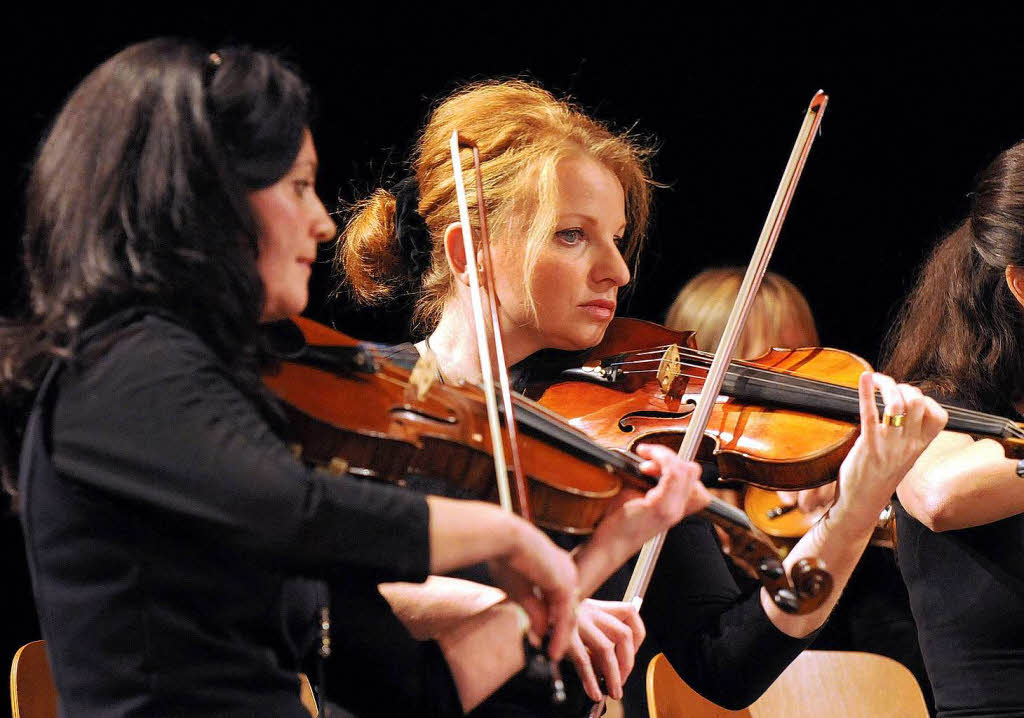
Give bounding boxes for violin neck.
[721,362,1023,440]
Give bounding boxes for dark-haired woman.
[2,40,713,717]
[337,79,949,716]
[0,39,646,718]
[886,141,1024,718]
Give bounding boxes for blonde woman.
[337,80,944,716]
[666,267,932,713]
[665,268,831,512]
[665,268,818,360]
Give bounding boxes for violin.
[527,316,1024,493]
[742,486,895,549]
[261,315,832,614]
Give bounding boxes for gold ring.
[882,412,905,427]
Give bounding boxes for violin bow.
[624,91,830,605]
[448,131,531,519]
[451,131,569,701]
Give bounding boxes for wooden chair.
[298,672,318,717]
[10,640,319,718]
[646,652,750,718]
[647,650,929,718]
[10,640,56,718]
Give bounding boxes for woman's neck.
[428,301,538,384]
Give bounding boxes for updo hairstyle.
[338,80,656,329]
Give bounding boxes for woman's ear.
[1006,265,1024,309]
[444,222,471,287]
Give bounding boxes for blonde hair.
[665,268,818,359]
[337,79,656,330]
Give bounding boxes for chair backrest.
[647,650,929,718]
[10,640,320,718]
[647,652,752,718]
[747,650,928,718]
[10,640,57,718]
[298,672,318,717]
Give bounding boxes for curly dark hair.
[1,38,312,492]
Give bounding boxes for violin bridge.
[657,344,688,398]
[407,347,440,401]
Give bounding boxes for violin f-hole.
[617,406,696,433]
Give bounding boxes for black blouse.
[385,343,815,717]
[896,395,1024,718]
[19,312,458,717]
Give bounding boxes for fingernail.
[511,604,531,635]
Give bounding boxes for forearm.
[642,518,815,709]
[379,576,506,640]
[436,600,531,712]
[760,503,876,637]
[426,496,524,574]
[898,436,1024,530]
[572,511,638,597]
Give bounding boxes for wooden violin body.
[528,318,871,492]
[530,317,1024,548]
[742,486,895,550]
[260,317,833,614]
[263,317,637,534]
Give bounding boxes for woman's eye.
[555,228,585,245]
[293,179,312,196]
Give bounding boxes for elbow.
[673,670,761,710]
[677,683,752,711]
[900,481,959,533]
[916,493,960,532]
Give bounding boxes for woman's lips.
[579,300,616,320]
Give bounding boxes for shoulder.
[58,312,236,417]
[76,313,225,383]
[106,314,220,367]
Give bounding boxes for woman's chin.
[549,327,609,352]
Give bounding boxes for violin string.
[601,348,1023,437]
[614,344,1024,429]
[609,343,1024,431]
[376,343,1023,441]
[363,356,754,537]
[365,348,655,474]
[616,365,1020,435]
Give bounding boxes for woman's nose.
[312,198,337,242]
[594,239,631,287]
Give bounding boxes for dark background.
[4,7,1024,714]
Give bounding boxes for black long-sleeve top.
[386,343,814,718]
[19,311,459,717]
[895,395,1024,718]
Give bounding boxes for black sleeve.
[322,583,464,718]
[641,517,815,710]
[50,317,431,583]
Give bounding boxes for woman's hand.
[762,372,946,637]
[616,444,713,547]
[567,599,646,701]
[777,483,837,514]
[832,372,948,531]
[426,497,579,660]
[574,444,712,596]
[485,515,580,661]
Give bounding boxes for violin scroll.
[709,509,832,615]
